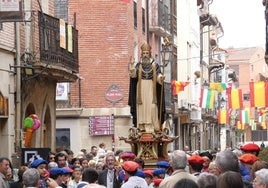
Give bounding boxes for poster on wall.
[56,83,69,101]
[21,148,51,165]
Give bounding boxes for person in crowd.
[159,150,197,188]
[70,157,81,167]
[134,158,145,170]
[120,152,136,162]
[128,42,165,133]
[97,143,106,157]
[46,151,56,163]
[77,168,105,188]
[49,168,65,187]
[68,165,82,187]
[214,150,240,176]
[47,162,58,170]
[153,178,163,188]
[121,161,148,188]
[143,170,154,188]
[79,158,89,170]
[61,167,73,188]
[188,154,205,177]
[156,160,170,178]
[208,161,218,176]
[251,160,268,181]
[253,168,268,188]
[95,162,105,173]
[30,158,48,188]
[0,157,11,188]
[64,149,74,167]
[89,160,96,169]
[152,168,166,179]
[98,152,122,188]
[197,172,217,188]
[200,151,213,173]
[6,167,14,185]
[89,146,98,161]
[55,152,68,168]
[174,178,199,188]
[22,168,40,188]
[10,165,28,188]
[240,143,260,156]
[238,153,258,182]
[217,171,244,188]
[81,149,87,156]
[23,168,59,188]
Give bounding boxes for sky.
[210,0,266,49]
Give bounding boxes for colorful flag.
[218,110,228,124]
[249,119,256,130]
[171,80,189,95]
[210,82,227,93]
[236,120,245,130]
[249,81,268,107]
[199,89,215,109]
[240,108,250,124]
[227,88,243,109]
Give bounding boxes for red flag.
[249,81,268,107]
[171,80,189,95]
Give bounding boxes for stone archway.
[43,105,52,148]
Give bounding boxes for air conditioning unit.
[181,99,188,109]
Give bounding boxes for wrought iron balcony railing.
[39,12,78,73]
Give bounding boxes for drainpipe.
[15,22,21,153]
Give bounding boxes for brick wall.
[68,0,147,108]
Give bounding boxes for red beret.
[188,155,205,165]
[120,152,136,160]
[122,161,139,172]
[239,153,258,165]
[241,143,260,152]
[153,178,163,186]
[143,170,153,178]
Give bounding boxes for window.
[142,8,145,33]
[133,1,137,28]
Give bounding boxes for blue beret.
[153,168,166,176]
[49,168,64,175]
[61,168,71,174]
[30,159,48,168]
[135,169,145,178]
[156,161,170,168]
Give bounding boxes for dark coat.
[98,169,122,188]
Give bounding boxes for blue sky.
[210,0,266,49]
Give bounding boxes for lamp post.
[159,37,172,130]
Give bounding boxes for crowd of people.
[0,142,268,188]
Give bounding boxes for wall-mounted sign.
[0,1,23,22]
[56,83,69,101]
[105,84,124,104]
[89,115,114,136]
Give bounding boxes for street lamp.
[10,64,35,76]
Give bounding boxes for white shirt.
[121,176,149,188]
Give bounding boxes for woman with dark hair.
[216,171,244,188]
[46,151,56,163]
[174,178,198,188]
[10,166,28,188]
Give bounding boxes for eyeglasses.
[50,157,55,159]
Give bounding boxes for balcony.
[38,12,79,82]
[149,0,171,36]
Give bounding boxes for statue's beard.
[142,57,151,64]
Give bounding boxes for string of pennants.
[171,80,268,130]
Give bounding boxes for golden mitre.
[141,43,151,51]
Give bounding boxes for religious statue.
[128,42,165,133]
